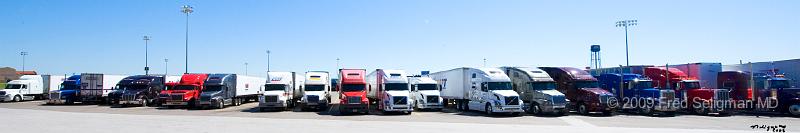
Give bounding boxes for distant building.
[723,59,800,87]
[0,67,19,83]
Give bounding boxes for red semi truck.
[337,69,370,115]
[642,67,730,115]
[159,74,209,108]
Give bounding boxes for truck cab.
[367,69,413,114]
[337,69,369,114]
[159,73,208,108]
[199,74,236,109]
[502,67,568,115]
[644,67,729,115]
[259,72,298,111]
[408,75,443,110]
[48,75,81,104]
[539,67,615,115]
[1,75,44,102]
[597,73,678,115]
[299,71,330,110]
[109,75,165,107]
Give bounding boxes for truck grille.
[171,95,183,100]
[599,95,612,103]
[393,96,407,105]
[307,95,319,103]
[265,95,279,103]
[505,96,520,105]
[714,90,730,101]
[200,96,211,101]
[49,92,60,100]
[426,95,439,103]
[0,91,5,95]
[347,96,361,104]
[123,94,136,101]
[552,96,567,105]
[660,90,675,101]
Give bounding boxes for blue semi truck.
[47,75,81,104]
[597,73,678,116]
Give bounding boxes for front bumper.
[259,100,288,108]
[162,101,189,106]
[339,104,368,113]
[492,105,525,113]
[541,104,568,113]
[654,102,679,112]
[417,103,443,109]
[119,99,145,105]
[0,95,11,101]
[383,104,413,112]
[588,103,614,112]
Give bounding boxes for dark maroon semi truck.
[539,67,616,115]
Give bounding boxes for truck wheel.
[639,107,652,116]
[578,103,589,115]
[485,103,493,115]
[530,104,542,115]
[693,107,707,115]
[140,98,148,107]
[217,100,224,109]
[13,95,22,102]
[789,105,800,116]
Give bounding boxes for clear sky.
[1,0,798,77]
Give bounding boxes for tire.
[463,101,470,111]
[693,107,707,115]
[578,103,589,115]
[13,95,22,102]
[217,100,224,109]
[602,111,612,116]
[639,107,652,116]
[485,103,493,115]
[259,107,266,112]
[140,97,148,107]
[789,105,800,116]
[530,104,542,115]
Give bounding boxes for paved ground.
[0,101,796,133]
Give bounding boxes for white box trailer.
[1,75,64,102]
[367,69,413,114]
[668,63,722,89]
[299,71,330,109]
[430,67,524,115]
[79,73,126,103]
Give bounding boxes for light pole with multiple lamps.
[20,51,28,72]
[267,50,271,72]
[164,58,169,75]
[143,36,150,75]
[615,19,637,67]
[245,62,249,75]
[182,5,193,74]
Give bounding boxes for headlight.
[494,101,502,107]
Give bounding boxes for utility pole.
[143,36,150,75]
[267,50,271,72]
[483,58,487,67]
[164,58,169,75]
[615,20,637,67]
[245,62,249,75]
[182,5,193,74]
[20,51,28,72]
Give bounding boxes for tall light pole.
[182,5,193,74]
[20,51,28,72]
[266,50,271,72]
[483,58,487,67]
[164,58,169,75]
[616,19,637,67]
[143,36,150,75]
[336,58,340,69]
[245,62,249,75]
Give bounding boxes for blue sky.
[1,0,798,77]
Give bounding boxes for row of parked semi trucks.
[1,66,799,116]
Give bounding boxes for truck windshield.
[769,80,791,88]
[119,85,147,90]
[60,84,79,90]
[529,82,556,90]
[342,84,365,92]
[305,85,325,91]
[4,84,23,89]
[173,85,196,90]
[487,82,512,90]
[265,84,286,91]
[682,81,701,90]
[385,83,409,91]
[634,81,654,89]
[204,85,223,92]
[573,81,599,89]
[416,84,437,91]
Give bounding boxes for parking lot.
[0,100,796,133]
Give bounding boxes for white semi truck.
[430,67,524,116]
[367,69,413,114]
[501,67,568,115]
[258,71,303,111]
[1,75,65,102]
[408,75,443,110]
[298,71,330,110]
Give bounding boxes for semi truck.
[108,75,166,107]
[501,67,568,115]
[298,71,331,110]
[198,74,265,109]
[717,71,800,116]
[1,75,65,102]
[258,72,301,111]
[596,73,678,115]
[336,69,370,114]
[159,73,208,108]
[539,67,615,115]
[642,67,730,115]
[367,69,413,114]
[430,67,524,116]
[47,75,81,104]
[671,63,723,89]
[407,75,443,110]
[79,73,126,104]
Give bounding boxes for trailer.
[367,69,412,114]
[1,75,65,102]
[298,71,331,110]
[198,74,266,109]
[79,73,126,104]
[430,67,524,116]
[539,67,615,115]
[408,75,443,110]
[258,72,300,111]
[670,63,723,89]
[108,75,166,107]
[501,67,568,115]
